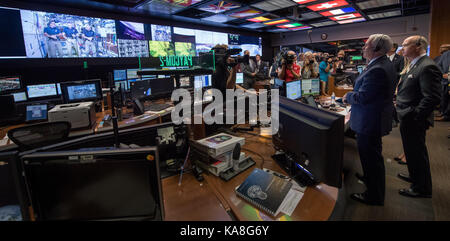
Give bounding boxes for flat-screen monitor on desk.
[273,96,344,188]
[0,76,21,94]
[12,91,27,102]
[236,73,244,84]
[286,80,301,100]
[26,104,48,122]
[26,83,58,99]
[114,69,127,81]
[130,78,174,100]
[357,65,365,74]
[60,79,102,103]
[194,75,212,89]
[179,76,191,88]
[20,147,163,221]
[301,78,320,96]
[127,68,140,80]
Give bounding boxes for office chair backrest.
[7,121,71,151]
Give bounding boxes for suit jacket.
[437,50,450,85]
[241,60,256,89]
[396,56,442,127]
[346,55,395,136]
[391,54,405,87]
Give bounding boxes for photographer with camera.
[333,50,346,74]
[319,53,333,96]
[211,44,239,94]
[278,50,301,83]
[301,52,319,79]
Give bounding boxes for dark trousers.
[356,132,385,203]
[399,118,433,195]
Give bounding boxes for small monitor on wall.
[26,104,48,122]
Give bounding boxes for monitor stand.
[219,156,255,181]
[272,152,317,187]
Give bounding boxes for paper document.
[279,188,304,216]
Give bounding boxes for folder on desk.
[235,168,292,217]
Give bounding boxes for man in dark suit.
[343,34,396,205]
[387,43,405,126]
[396,36,441,198]
[387,43,405,86]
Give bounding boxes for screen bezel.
[0,76,22,94]
[25,103,48,122]
[60,79,102,103]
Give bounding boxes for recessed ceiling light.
[277,23,303,28]
[330,13,362,21]
[247,16,272,22]
[307,0,349,11]
[201,14,234,23]
[198,1,241,14]
[228,9,262,18]
[337,17,366,24]
[263,19,290,25]
[293,0,319,4]
[319,7,356,16]
[357,0,400,10]
[310,21,337,27]
[368,10,401,19]
[290,26,313,31]
[251,0,297,12]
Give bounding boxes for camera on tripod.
[212,47,248,67]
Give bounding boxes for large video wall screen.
[0,6,262,59]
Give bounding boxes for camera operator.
[278,50,301,83]
[240,50,256,89]
[302,51,319,79]
[211,44,238,95]
[333,50,346,74]
[319,53,332,96]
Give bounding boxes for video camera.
[275,48,295,67]
[212,47,248,67]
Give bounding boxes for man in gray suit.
[240,50,256,89]
[396,36,441,198]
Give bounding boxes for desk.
[163,129,339,221]
[0,101,173,149]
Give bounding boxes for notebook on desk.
[235,168,292,217]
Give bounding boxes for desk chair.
[7,121,71,151]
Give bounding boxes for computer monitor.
[20,147,164,220]
[57,83,62,95]
[0,76,21,94]
[236,72,244,84]
[194,75,212,89]
[273,96,344,188]
[286,80,301,100]
[130,79,152,100]
[133,78,174,100]
[26,83,57,99]
[12,91,27,102]
[127,68,140,80]
[301,78,320,96]
[114,80,128,92]
[357,65,365,74]
[113,69,127,81]
[26,104,47,122]
[60,79,102,103]
[179,76,191,88]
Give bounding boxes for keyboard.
[145,103,172,112]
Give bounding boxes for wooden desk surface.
[164,131,339,221]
